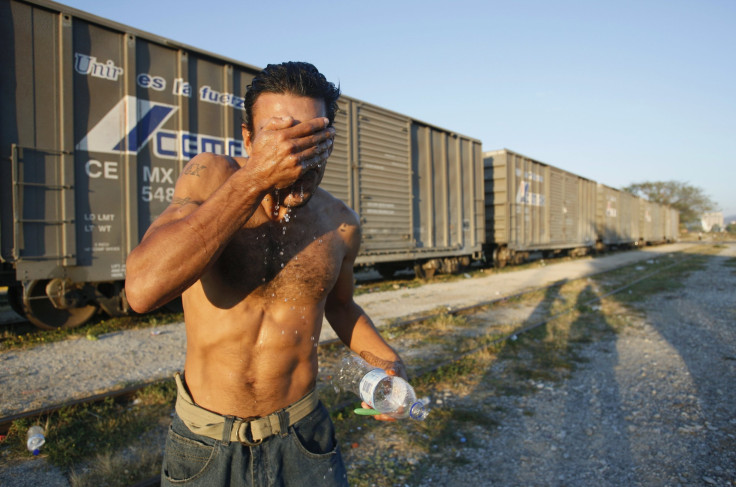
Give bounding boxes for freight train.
[0,0,678,330]
[483,149,679,268]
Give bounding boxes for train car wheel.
[22,280,98,330]
[493,246,510,268]
[413,263,436,279]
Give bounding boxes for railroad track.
[1,248,706,485]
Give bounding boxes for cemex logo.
[76,96,176,154]
[516,181,545,207]
[76,96,245,159]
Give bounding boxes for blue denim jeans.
[161,401,348,486]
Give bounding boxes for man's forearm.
[327,302,404,374]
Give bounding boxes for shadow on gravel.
[619,251,736,483]
[409,278,645,486]
[491,283,636,485]
[553,285,636,484]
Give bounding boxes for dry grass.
[68,440,162,487]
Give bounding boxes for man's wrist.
[360,351,407,379]
[230,158,272,199]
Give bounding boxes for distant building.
[701,212,724,232]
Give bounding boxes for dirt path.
[413,243,736,486]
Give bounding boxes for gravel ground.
[417,243,736,486]
[0,243,692,420]
[2,241,734,486]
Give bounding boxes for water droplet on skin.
[318,239,322,244]
[310,336,315,341]
[272,293,275,297]
[284,298,288,302]
[281,330,285,335]
[295,330,298,335]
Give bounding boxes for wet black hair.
[242,61,341,134]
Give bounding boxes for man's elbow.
[325,298,360,327]
[124,258,164,314]
[124,277,155,314]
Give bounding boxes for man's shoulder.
[176,153,244,196]
[316,188,359,226]
[182,153,243,179]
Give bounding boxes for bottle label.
[358,369,388,408]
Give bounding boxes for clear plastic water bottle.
[26,425,46,456]
[335,353,429,420]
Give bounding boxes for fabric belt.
[174,372,319,445]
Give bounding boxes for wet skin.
[125,93,404,420]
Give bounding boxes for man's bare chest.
[210,223,344,303]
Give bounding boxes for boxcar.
[483,149,596,267]
[0,0,483,329]
[664,206,680,242]
[329,99,484,279]
[640,200,663,244]
[595,184,641,248]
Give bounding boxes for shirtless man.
[125,62,406,486]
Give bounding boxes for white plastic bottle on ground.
[335,353,429,420]
[26,425,46,456]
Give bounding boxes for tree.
[622,181,717,226]
[727,223,736,235]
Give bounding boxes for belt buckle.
[236,420,263,446]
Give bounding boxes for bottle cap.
[409,401,429,420]
[33,449,40,456]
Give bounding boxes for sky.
[58,0,736,219]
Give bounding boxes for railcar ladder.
[10,144,77,269]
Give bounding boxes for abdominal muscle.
[181,290,326,418]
